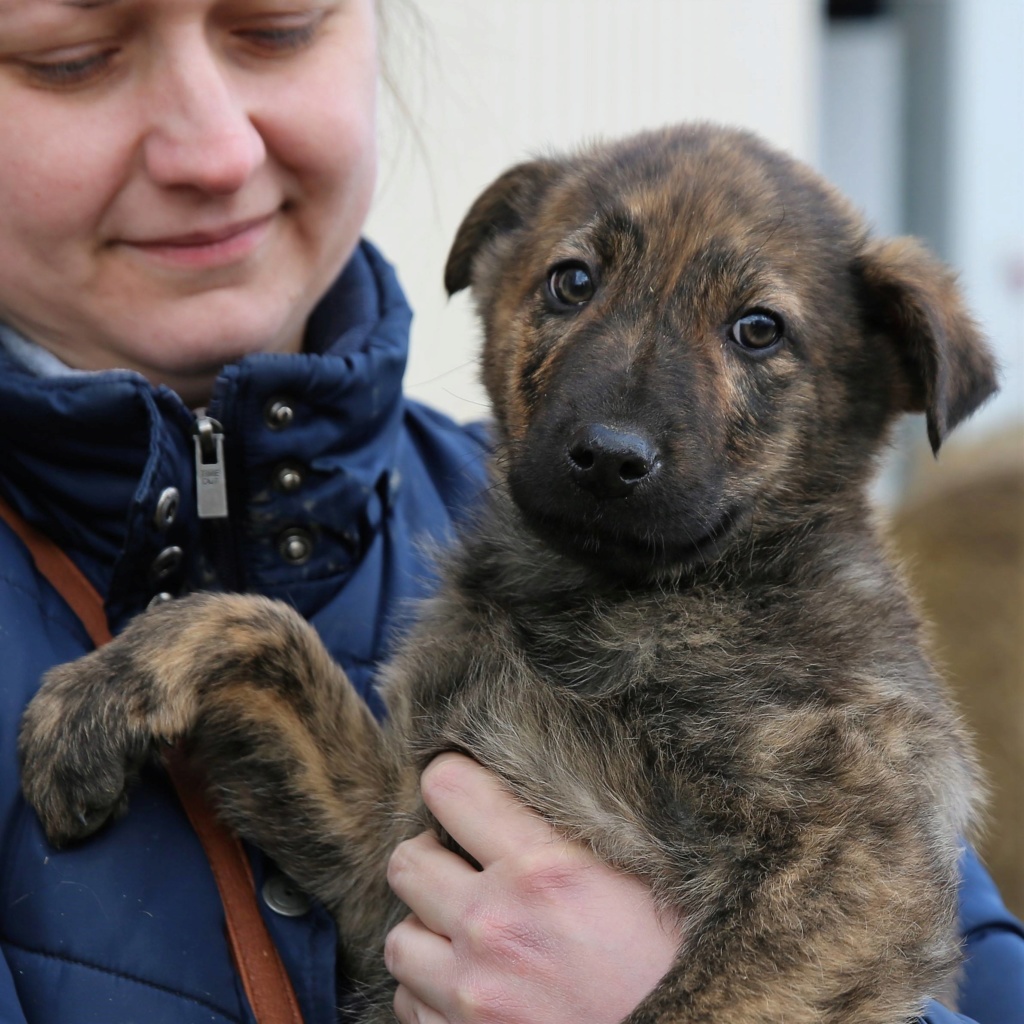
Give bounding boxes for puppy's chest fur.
[390,495,957,908]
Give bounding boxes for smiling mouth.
[118,212,278,267]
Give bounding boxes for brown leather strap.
[164,746,306,1024]
[0,494,305,1024]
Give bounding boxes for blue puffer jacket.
[0,242,1020,1024]
[0,241,489,1023]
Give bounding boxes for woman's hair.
[377,0,426,107]
[375,0,432,184]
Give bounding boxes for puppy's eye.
[548,262,596,309]
[730,311,784,352]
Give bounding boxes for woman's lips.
[119,212,277,269]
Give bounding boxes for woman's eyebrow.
[0,0,118,19]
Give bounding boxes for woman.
[0,2,1019,1023]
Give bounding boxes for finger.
[385,913,454,1014]
[388,830,477,937]
[420,752,556,867]
[393,984,450,1024]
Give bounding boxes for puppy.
[20,124,997,1023]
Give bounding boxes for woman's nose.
[142,47,266,194]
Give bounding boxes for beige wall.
[366,0,821,421]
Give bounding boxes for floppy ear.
[444,159,563,296]
[856,236,998,454]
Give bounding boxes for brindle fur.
[20,125,997,1023]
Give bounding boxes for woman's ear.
[855,236,998,453]
[444,159,563,296]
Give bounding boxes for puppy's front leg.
[19,593,409,969]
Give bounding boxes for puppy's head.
[446,125,997,577]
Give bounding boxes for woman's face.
[0,0,378,403]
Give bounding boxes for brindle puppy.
[20,125,997,1023]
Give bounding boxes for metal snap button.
[386,470,401,509]
[153,487,180,530]
[262,873,312,917]
[265,398,295,430]
[147,592,174,610]
[274,465,304,493]
[149,546,183,583]
[278,528,313,565]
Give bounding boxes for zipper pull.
[193,415,229,519]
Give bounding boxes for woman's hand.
[384,753,684,1024]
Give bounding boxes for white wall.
[820,18,904,237]
[947,0,1024,438]
[367,0,821,421]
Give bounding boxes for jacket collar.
[0,241,413,629]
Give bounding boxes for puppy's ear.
[444,159,563,296]
[856,236,998,453]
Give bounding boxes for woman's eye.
[729,311,785,352]
[547,262,596,309]
[21,50,117,89]
[238,16,324,55]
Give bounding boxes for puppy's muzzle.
[566,424,661,499]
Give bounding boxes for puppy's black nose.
[566,425,660,498]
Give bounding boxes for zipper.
[193,414,229,519]
[190,406,244,592]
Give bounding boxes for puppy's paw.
[19,657,152,848]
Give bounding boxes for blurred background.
[367,0,1023,914]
